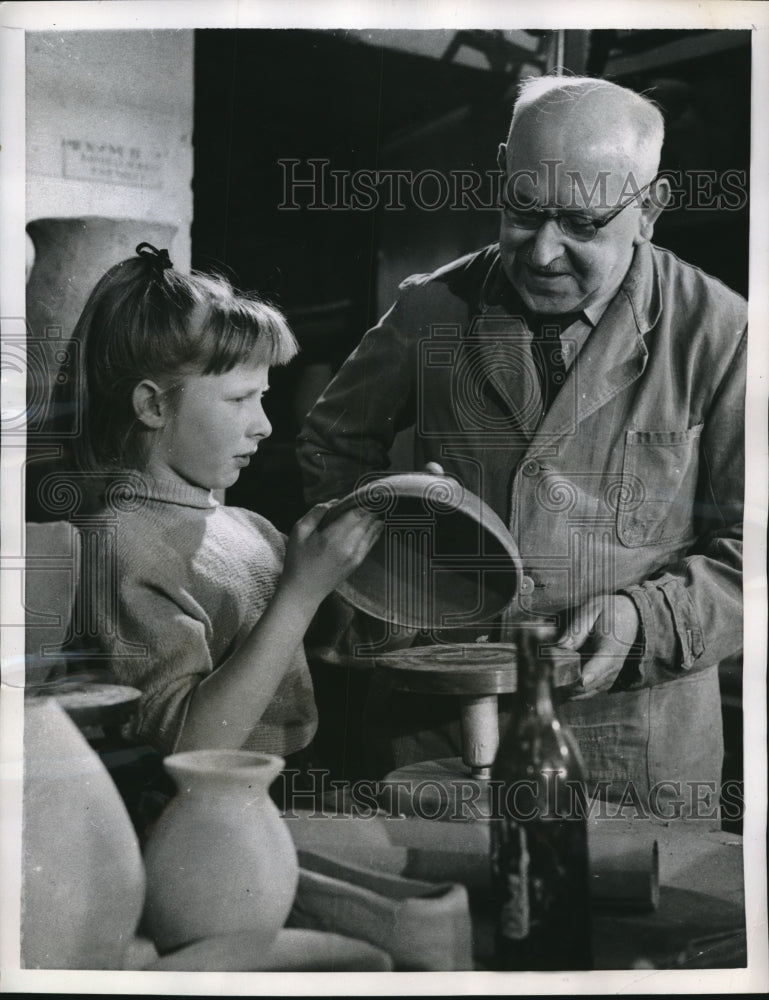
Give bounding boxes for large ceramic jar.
[22,696,146,968]
[142,750,298,955]
[25,216,177,521]
[25,216,178,419]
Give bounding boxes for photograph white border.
[1,1,767,994]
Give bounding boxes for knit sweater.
[92,474,317,756]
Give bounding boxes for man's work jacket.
[298,241,747,811]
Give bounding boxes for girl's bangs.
[197,295,299,374]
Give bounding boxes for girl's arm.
[174,504,381,752]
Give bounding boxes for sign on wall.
[61,138,166,189]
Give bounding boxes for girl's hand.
[179,503,381,752]
[282,502,383,606]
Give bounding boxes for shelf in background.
[605,29,750,78]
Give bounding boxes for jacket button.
[522,460,540,477]
[520,575,535,594]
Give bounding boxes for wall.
[25,30,194,271]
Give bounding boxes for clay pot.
[322,471,523,629]
[22,696,146,968]
[25,216,178,414]
[25,216,177,521]
[142,750,298,955]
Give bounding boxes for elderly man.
[298,76,746,816]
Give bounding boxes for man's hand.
[556,594,641,699]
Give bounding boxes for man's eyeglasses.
[501,181,654,243]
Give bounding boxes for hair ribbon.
[136,242,173,273]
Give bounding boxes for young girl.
[70,242,380,762]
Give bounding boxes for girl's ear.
[132,380,170,429]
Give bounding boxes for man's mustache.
[516,253,571,276]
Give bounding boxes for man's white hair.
[507,75,665,178]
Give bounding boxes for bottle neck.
[520,661,555,721]
[517,628,557,722]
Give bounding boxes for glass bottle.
[490,626,592,970]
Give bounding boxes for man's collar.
[582,285,621,328]
[617,240,662,334]
[479,253,520,313]
[485,241,661,333]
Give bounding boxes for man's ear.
[634,176,671,245]
[132,380,170,429]
[497,142,507,173]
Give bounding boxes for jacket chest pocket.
[617,425,703,548]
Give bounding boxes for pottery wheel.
[376,641,578,695]
[377,642,580,779]
[376,643,518,695]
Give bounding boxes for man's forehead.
[506,88,649,183]
[509,113,636,165]
[514,83,646,140]
[505,120,643,208]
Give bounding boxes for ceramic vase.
[22,696,146,968]
[142,750,298,955]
